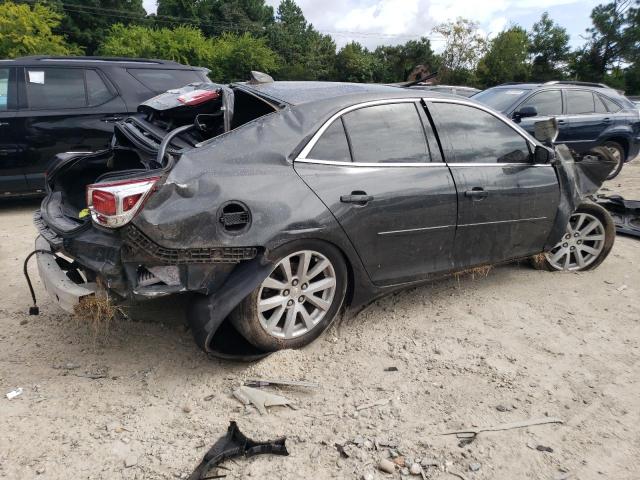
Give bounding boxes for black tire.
[602,141,625,180]
[229,240,348,352]
[531,202,615,272]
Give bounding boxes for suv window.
[598,94,621,113]
[86,69,113,106]
[128,68,206,92]
[519,90,562,116]
[342,103,430,163]
[565,90,595,114]
[430,102,531,164]
[308,118,351,162]
[26,68,86,109]
[0,68,10,111]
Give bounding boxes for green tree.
[266,0,336,80]
[433,18,487,85]
[335,42,378,82]
[99,24,277,82]
[476,26,530,87]
[529,12,570,81]
[0,1,81,58]
[372,38,436,83]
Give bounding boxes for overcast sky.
[142,0,600,50]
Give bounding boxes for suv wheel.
[229,241,347,351]
[532,203,615,272]
[602,141,624,180]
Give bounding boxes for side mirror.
[534,145,552,163]
[514,105,538,122]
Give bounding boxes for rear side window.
[86,70,113,106]
[598,94,621,113]
[26,68,86,109]
[309,118,351,162]
[566,90,595,114]
[519,90,562,116]
[342,103,430,163]
[430,102,531,164]
[128,68,207,92]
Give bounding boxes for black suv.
[473,81,640,178]
[0,56,209,196]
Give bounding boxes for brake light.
[177,89,220,106]
[86,177,160,228]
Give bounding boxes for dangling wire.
[23,247,59,315]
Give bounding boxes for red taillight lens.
[177,89,220,106]
[122,193,143,212]
[91,190,117,216]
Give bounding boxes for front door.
[0,66,29,195]
[428,100,560,268]
[295,101,458,286]
[514,89,572,142]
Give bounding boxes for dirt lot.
[1,161,639,480]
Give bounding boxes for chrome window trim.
[296,158,552,168]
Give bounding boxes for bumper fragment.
[36,236,97,313]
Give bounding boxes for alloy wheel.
[257,250,337,339]
[605,145,622,177]
[545,212,606,271]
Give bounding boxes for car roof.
[0,56,204,70]
[236,81,429,106]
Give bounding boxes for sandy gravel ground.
[0,161,639,480]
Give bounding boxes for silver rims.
[605,144,623,177]
[257,250,337,339]
[545,212,606,271]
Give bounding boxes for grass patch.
[73,294,125,340]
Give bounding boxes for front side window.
[565,90,595,114]
[0,68,10,111]
[308,118,351,162]
[519,90,562,116]
[430,102,531,164]
[342,103,430,163]
[26,68,86,109]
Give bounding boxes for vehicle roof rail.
[12,55,181,65]
[543,80,610,89]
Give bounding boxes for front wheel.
[229,241,347,352]
[532,203,615,272]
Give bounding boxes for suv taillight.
[86,177,160,228]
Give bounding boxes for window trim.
[564,88,598,115]
[515,89,563,117]
[296,97,546,168]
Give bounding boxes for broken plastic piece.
[6,388,23,400]
[244,378,320,389]
[596,195,640,238]
[188,421,288,480]
[233,386,292,415]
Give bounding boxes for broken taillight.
[177,89,220,106]
[86,177,160,228]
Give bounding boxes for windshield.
[473,87,531,112]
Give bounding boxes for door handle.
[103,116,123,123]
[341,191,373,205]
[465,187,488,200]
[557,119,566,125]
[0,121,8,127]
[602,117,611,123]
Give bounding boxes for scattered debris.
[335,443,350,458]
[244,378,320,389]
[356,398,391,411]
[596,195,640,238]
[617,284,628,292]
[203,394,215,401]
[361,472,375,480]
[384,367,399,372]
[378,458,396,474]
[469,462,481,472]
[183,404,192,414]
[409,462,423,475]
[233,386,292,415]
[536,445,554,453]
[442,417,563,446]
[6,388,23,400]
[495,404,512,412]
[124,455,138,468]
[188,421,288,480]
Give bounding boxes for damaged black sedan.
[33,76,617,358]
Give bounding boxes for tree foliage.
[99,24,277,82]
[477,27,530,88]
[0,1,81,58]
[528,12,570,81]
[433,18,487,84]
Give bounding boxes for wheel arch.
[602,136,629,159]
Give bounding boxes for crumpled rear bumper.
[35,236,97,313]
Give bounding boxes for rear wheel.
[229,241,347,351]
[602,141,624,180]
[532,203,615,272]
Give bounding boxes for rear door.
[562,89,607,152]
[427,100,559,268]
[0,66,29,195]
[17,66,127,192]
[295,100,458,286]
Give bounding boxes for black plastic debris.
[188,421,288,480]
[596,195,640,238]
